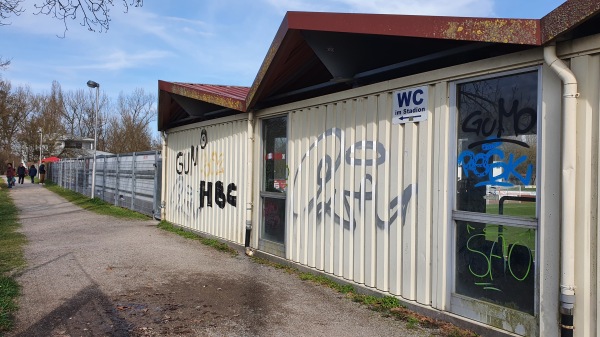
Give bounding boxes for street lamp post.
[87,80,100,199]
[38,128,42,177]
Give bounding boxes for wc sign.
[392,85,428,124]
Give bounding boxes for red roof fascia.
[285,11,541,45]
[159,80,249,112]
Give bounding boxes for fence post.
[75,160,79,194]
[101,157,105,202]
[131,152,136,210]
[153,150,160,220]
[69,160,73,190]
[82,159,85,195]
[115,154,120,206]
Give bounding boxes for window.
[261,116,287,244]
[453,70,538,314]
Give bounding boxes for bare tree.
[62,89,87,137]
[0,79,32,161]
[0,0,143,35]
[36,80,67,156]
[16,109,43,163]
[104,88,155,153]
[84,88,109,148]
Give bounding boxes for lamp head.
[86,80,100,88]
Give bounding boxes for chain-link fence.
[47,151,162,219]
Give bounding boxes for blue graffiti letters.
[458,141,533,187]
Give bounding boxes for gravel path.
[4,180,436,337]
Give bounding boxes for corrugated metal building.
[157,1,600,336]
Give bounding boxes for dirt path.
[5,181,437,337]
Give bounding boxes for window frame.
[259,115,289,249]
[448,66,542,319]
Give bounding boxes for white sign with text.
[392,86,428,124]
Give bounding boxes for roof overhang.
[541,0,600,43]
[158,81,249,131]
[158,0,600,131]
[244,12,542,111]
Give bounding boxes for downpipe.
[543,43,578,337]
[245,112,255,257]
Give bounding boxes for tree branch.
[0,0,25,25]
[31,0,142,36]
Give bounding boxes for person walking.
[29,164,37,183]
[6,163,16,188]
[17,163,26,184]
[39,162,46,185]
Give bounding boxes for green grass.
[486,202,536,217]
[406,315,420,329]
[45,182,150,220]
[157,221,238,256]
[0,178,26,333]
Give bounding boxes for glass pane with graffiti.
[456,71,537,218]
[456,220,535,314]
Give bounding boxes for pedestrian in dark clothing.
[29,165,37,183]
[6,163,15,188]
[39,163,46,184]
[17,163,26,184]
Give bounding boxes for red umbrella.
[42,156,60,163]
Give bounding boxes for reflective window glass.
[456,71,538,218]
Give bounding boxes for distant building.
[54,137,112,158]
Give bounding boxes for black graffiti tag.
[292,128,412,231]
[462,98,536,140]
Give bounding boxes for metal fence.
[47,151,162,218]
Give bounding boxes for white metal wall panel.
[365,95,377,289]
[537,64,562,337]
[594,55,600,337]
[416,88,434,306]
[376,93,391,292]
[401,121,417,300]
[165,118,248,245]
[571,52,600,337]
[287,86,439,298]
[354,98,366,285]
[431,81,451,310]
[389,97,404,296]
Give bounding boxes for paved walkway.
[2,178,434,337]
